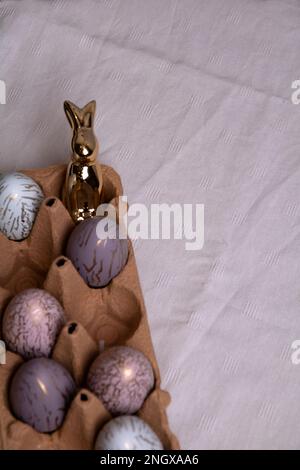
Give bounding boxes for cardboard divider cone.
[52,322,99,385]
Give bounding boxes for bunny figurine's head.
[64,100,98,164]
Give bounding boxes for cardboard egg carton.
[0,164,179,450]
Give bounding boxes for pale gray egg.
[0,172,44,241]
[95,416,163,450]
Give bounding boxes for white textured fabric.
[1,0,300,450]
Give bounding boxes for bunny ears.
[64,100,96,129]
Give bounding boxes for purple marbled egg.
[66,217,128,288]
[66,217,128,287]
[2,288,66,359]
[87,346,154,415]
[9,358,76,433]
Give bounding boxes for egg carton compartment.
[0,164,122,293]
[0,164,179,450]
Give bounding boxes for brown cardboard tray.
[0,164,179,450]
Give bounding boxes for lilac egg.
[87,346,154,415]
[2,288,65,359]
[66,216,128,288]
[95,416,163,450]
[9,358,76,433]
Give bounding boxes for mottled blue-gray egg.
[66,216,128,287]
[9,358,76,433]
[95,416,163,450]
[2,288,66,359]
[0,172,44,240]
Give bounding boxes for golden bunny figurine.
[63,100,103,223]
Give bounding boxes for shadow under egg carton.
[0,164,179,450]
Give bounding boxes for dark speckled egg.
[2,288,66,359]
[87,346,154,415]
[9,358,76,433]
[66,216,128,288]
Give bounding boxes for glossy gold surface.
[63,100,103,223]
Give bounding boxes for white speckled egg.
[95,416,164,450]
[0,172,44,241]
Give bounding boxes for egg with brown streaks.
[87,346,154,415]
[0,172,44,241]
[9,358,76,433]
[66,216,128,288]
[2,288,66,359]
